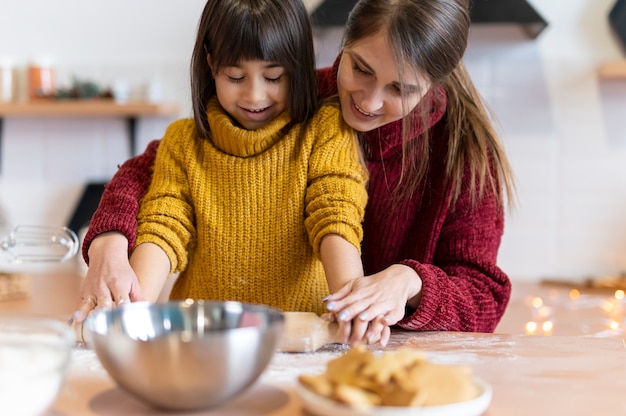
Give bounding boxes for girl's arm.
[129,242,171,302]
[319,234,363,294]
[304,105,370,345]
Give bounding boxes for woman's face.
[337,30,431,133]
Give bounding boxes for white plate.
[296,377,492,416]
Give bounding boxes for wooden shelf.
[0,100,181,118]
[0,100,182,174]
[598,60,626,80]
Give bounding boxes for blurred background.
[0,0,625,282]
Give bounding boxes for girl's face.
[337,30,432,133]
[212,59,289,130]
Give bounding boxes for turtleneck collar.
[328,53,447,161]
[206,98,292,157]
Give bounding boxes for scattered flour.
[262,344,349,383]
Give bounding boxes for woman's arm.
[398,185,510,333]
[82,139,160,263]
[326,179,510,334]
[73,141,160,321]
[73,231,145,322]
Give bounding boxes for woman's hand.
[323,312,391,348]
[72,232,144,322]
[323,264,423,346]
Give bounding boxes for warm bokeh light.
[615,290,625,300]
[542,321,554,334]
[609,320,620,330]
[568,289,580,300]
[531,297,543,308]
[525,321,537,335]
[602,300,615,313]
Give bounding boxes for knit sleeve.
[304,104,369,257]
[398,168,511,333]
[82,139,160,264]
[134,120,196,273]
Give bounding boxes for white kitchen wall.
[0,0,625,280]
[491,0,626,280]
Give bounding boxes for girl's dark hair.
[345,0,515,207]
[190,0,319,137]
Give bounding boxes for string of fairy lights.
[524,289,625,336]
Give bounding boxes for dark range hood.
[311,0,548,39]
[610,0,626,53]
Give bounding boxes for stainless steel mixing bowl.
[84,300,284,411]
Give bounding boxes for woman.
[74,0,515,347]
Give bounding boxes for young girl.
[126,0,368,314]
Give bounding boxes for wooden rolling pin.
[280,312,342,353]
[70,311,342,353]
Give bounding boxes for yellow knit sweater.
[136,98,368,314]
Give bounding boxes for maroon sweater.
[84,58,511,333]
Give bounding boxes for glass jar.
[27,57,55,100]
[0,57,15,103]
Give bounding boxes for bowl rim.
[84,299,285,338]
[90,298,285,312]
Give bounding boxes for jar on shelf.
[27,57,56,100]
[0,57,16,103]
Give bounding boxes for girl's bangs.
[212,21,289,67]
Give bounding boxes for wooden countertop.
[2,270,626,415]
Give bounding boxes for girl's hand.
[323,264,423,343]
[72,232,144,322]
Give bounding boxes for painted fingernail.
[325,302,336,311]
[321,295,332,302]
[359,311,369,320]
[338,311,350,321]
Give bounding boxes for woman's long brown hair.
[345,0,515,208]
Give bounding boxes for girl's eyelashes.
[227,76,244,83]
[225,75,283,83]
